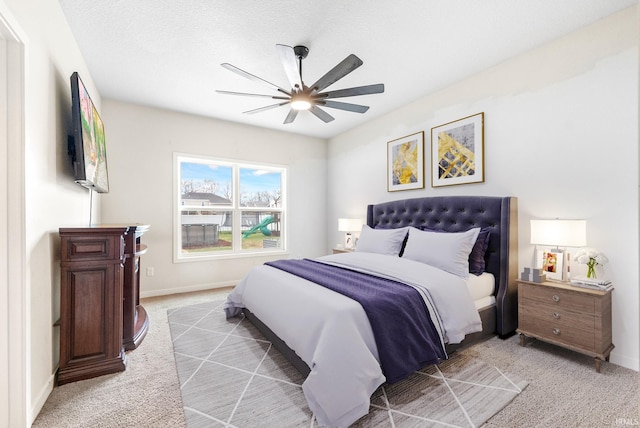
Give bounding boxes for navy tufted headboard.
[367,195,518,336]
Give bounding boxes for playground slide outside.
[242,216,274,238]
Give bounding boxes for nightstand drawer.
[519,303,595,328]
[519,315,595,350]
[520,283,595,314]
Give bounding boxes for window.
[175,154,286,260]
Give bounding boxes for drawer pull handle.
[552,312,560,319]
[552,328,561,335]
[552,295,560,302]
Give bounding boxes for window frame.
[173,152,287,262]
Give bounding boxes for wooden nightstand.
[516,280,614,373]
[332,247,354,254]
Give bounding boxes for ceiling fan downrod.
[293,45,309,88]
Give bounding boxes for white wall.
[100,101,327,297]
[327,7,639,370]
[4,0,105,423]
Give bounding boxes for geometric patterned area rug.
[168,300,528,428]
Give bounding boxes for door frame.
[0,2,28,427]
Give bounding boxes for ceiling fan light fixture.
[290,95,312,111]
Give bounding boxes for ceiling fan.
[216,44,384,124]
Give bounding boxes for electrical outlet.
[146,267,154,277]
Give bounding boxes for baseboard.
[140,280,238,299]
[30,373,55,425]
[610,352,640,372]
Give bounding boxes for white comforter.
[224,252,482,427]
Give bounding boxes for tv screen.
[69,72,109,193]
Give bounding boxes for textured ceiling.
[58,0,635,139]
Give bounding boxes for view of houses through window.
[176,154,285,259]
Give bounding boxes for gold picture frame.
[387,131,424,192]
[431,112,484,187]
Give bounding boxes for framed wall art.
[431,112,484,188]
[387,131,424,192]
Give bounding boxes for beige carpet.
[168,300,528,427]
[32,289,231,428]
[32,289,640,427]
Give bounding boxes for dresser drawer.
[519,315,595,351]
[520,283,595,314]
[519,302,595,329]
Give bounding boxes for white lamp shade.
[338,218,364,232]
[530,219,587,247]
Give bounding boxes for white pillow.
[401,227,480,279]
[355,225,408,256]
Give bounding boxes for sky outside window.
[240,168,281,194]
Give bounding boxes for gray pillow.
[402,227,480,279]
[355,225,409,256]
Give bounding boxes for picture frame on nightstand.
[535,248,564,282]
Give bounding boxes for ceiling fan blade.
[319,83,385,99]
[243,102,290,115]
[283,109,299,124]
[309,105,335,123]
[221,63,291,95]
[310,54,363,92]
[276,44,302,90]
[322,100,370,113]
[216,90,289,100]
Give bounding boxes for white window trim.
[173,152,288,262]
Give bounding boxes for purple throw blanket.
[265,258,446,383]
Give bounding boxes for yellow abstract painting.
[387,131,424,191]
[431,113,484,187]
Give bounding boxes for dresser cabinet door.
[59,264,123,366]
[58,228,127,385]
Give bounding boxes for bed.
[225,195,518,427]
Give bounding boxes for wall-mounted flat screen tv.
[69,72,109,193]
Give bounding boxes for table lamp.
[530,219,587,281]
[338,218,363,249]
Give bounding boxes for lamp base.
[344,232,354,249]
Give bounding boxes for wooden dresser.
[58,224,150,385]
[516,280,613,372]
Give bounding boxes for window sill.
[174,249,289,263]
